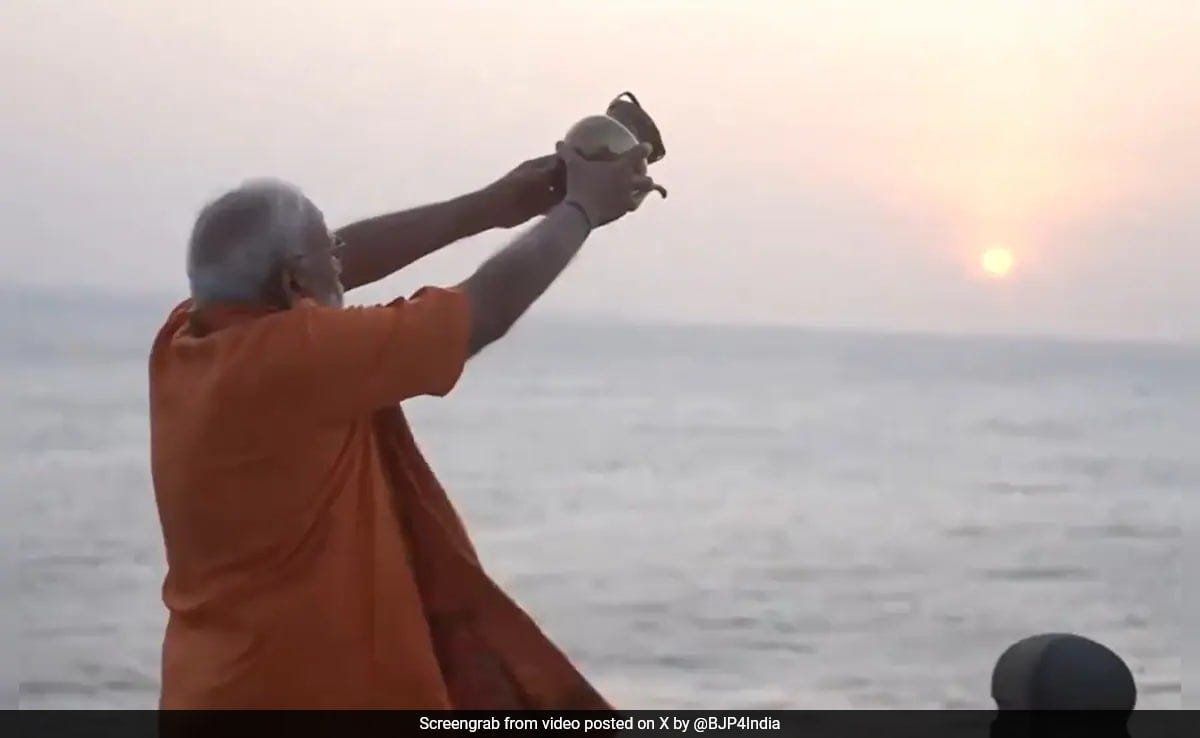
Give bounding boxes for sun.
[981,248,1014,278]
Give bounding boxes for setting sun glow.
[981,249,1014,278]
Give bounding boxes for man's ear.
[279,263,306,307]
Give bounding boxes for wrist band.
[562,200,593,230]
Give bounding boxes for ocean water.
[6,289,1192,709]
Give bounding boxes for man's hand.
[482,154,566,229]
[457,140,658,357]
[558,141,657,227]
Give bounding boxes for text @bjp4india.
[419,716,784,733]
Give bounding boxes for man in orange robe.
[149,143,658,709]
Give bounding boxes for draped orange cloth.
[148,287,609,710]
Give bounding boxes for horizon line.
[2,280,1195,351]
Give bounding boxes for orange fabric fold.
[149,290,610,710]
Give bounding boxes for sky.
[2,0,1198,342]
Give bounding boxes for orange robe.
[148,287,609,710]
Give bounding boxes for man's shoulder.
[159,298,195,334]
[152,299,315,354]
[149,299,195,364]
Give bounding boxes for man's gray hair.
[187,179,316,303]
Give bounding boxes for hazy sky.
[3,0,1197,341]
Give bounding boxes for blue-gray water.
[6,288,1190,709]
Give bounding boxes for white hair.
[186,179,316,304]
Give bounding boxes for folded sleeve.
[258,287,472,421]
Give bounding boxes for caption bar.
[420,716,781,733]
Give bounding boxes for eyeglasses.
[292,233,347,272]
[329,233,347,261]
[327,234,346,274]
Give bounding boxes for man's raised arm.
[459,142,657,356]
[335,155,564,291]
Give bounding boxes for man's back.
[149,293,468,708]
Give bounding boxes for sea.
[5,287,1190,709]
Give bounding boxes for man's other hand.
[484,154,566,229]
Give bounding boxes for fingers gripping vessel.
[563,92,668,206]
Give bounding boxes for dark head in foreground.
[990,633,1135,738]
[992,632,1136,711]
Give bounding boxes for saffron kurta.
[149,288,608,710]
